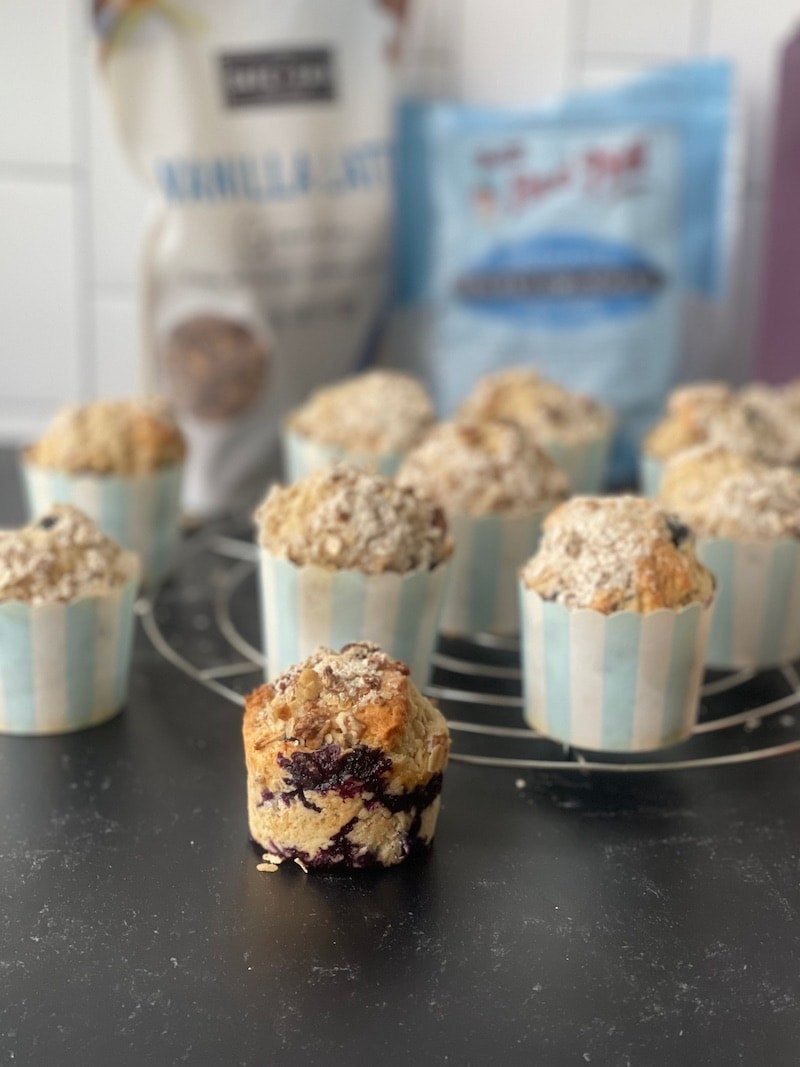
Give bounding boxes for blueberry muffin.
[0,506,140,734]
[519,496,714,751]
[0,505,135,605]
[26,397,185,476]
[284,369,435,479]
[522,495,713,614]
[458,367,614,491]
[22,397,185,584]
[255,465,452,682]
[256,463,451,575]
[243,642,450,870]
[659,446,800,667]
[642,381,732,463]
[397,418,568,634]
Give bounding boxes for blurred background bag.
[98,0,407,514]
[386,61,735,482]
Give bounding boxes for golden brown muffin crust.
[26,397,186,476]
[522,495,713,613]
[660,445,800,540]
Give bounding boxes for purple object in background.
[755,26,800,383]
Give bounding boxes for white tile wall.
[0,0,795,442]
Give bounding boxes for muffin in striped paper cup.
[660,445,800,669]
[639,381,732,497]
[255,465,452,686]
[458,367,614,493]
[0,506,139,735]
[397,418,568,635]
[21,398,185,585]
[282,369,435,482]
[519,496,714,752]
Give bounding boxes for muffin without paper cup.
[22,461,183,586]
[258,550,450,685]
[243,642,450,870]
[519,592,713,751]
[519,496,715,752]
[255,465,453,686]
[0,507,140,735]
[397,419,568,636]
[283,370,435,482]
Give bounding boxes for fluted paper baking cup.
[441,510,548,636]
[544,428,613,494]
[639,453,665,498]
[22,460,183,586]
[282,429,402,482]
[697,537,800,669]
[0,562,139,735]
[519,588,713,751]
[258,550,450,685]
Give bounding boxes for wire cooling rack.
[138,522,800,773]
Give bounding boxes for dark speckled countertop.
[2,447,800,1066]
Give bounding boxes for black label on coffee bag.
[220,48,335,107]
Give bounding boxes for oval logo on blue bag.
[455,232,666,327]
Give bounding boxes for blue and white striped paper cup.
[441,510,548,636]
[519,587,714,751]
[639,453,665,498]
[0,558,139,735]
[697,537,800,669]
[544,428,613,494]
[258,550,450,686]
[22,460,183,586]
[282,429,403,483]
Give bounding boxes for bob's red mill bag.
[95,0,408,514]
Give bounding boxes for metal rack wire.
[139,527,800,773]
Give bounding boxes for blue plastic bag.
[388,61,734,483]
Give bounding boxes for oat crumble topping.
[0,505,135,605]
[255,464,452,574]
[26,397,186,475]
[397,418,569,516]
[287,370,435,454]
[522,495,713,613]
[459,367,612,445]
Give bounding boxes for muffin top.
[0,505,137,605]
[287,370,435,454]
[26,397,186,475]
[643,381,733,460]
[396,418,569,517]
[660,445,800,540]
[521,495,713,613]
[244,635,448,772]
[458,367,612,445]
[707,388,800,467]
[255,464,452,574]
